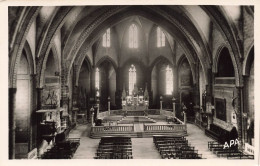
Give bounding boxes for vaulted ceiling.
[9,5,252,87]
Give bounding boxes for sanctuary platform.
[90,109,187,138]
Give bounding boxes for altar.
[122,84,149,111]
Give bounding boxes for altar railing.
[144,124,187,132]
[91,125,134,133]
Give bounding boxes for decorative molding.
[201,6,243,86]
[37,7,73,88]
[9,7,41,88]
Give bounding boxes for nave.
[67,123,217,159]
[8,5,255,161]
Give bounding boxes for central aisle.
[70,123,220,159]
[131,138,161,159]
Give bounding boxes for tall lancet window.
[95,68,100,92]
[129,24,138,48]
[102,28,110,47]
[166,65,173,95]
[129,64,136,95]
[157,27,165,47]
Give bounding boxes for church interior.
[8,5,255,160]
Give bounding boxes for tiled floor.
[186,124,220,159]
[70,123,220,159]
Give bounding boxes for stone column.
[90,107,95,127]
[72,108,78,125]
[90,67,96,99]
[96,98,100,118]
[183,106,187,124]
[9,88,17,159]
[172,97,176,117]
[235,86,243,148]
[183,112,187,124]
[160,96,163,114]
[36,88,43,110]
[108,96,111,115]
[61,85,69,115]
[173,64,178,98]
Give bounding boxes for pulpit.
[36,107,65,143]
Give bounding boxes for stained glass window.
[102,28,110,47]
[166,65,173,95]
[129,64,136,95]
[129,24,138,48]
[157,27,165,47]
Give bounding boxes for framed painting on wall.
[215,98,226,121]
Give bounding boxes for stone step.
[118,116,156,124]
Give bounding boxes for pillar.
[172,97,176,117]
[242,76,249,144]
[36,87,44,157]
[72,108,78,124]
[108,96,111,115]
[160,96,163,114]
[36,88,43,110]
[96,98,100,118]
[172,41,178,98]
[235,86,243,148]
[115,67,123,108]
[9,88,17,159]
[90,107,95,127]
[207,69,213,97]
[183,112,187,124]
[90,67,96,99]
[183,105,187,124]
[61,86,70,116]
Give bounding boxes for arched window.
[217,47,234,77]
[129,64,136,95]
[129,24,138,48]
[157,27,165,47]
[95,68,100,91]
[166,65,173,95]
[102,28,110,47]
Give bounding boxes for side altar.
[122,84,149,111]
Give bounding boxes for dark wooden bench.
[227,154,254,159]
[95,136,133,159]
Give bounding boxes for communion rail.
[144,124,187,132]
[91,125,134,133]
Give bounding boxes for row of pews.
[208,141,254,159]
[41,138,80,159]
[94,136,133,159]
[153,135,203,159]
